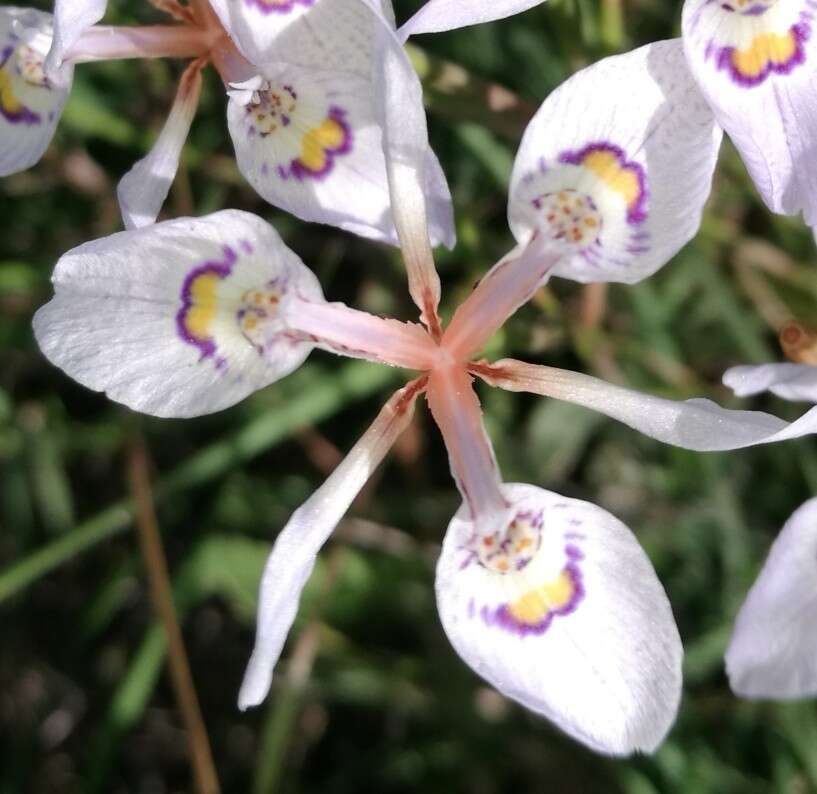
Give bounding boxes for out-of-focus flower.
[681,0,817,227]
[722,321,817,699]
[0,7,73,175]
[33,39,817,755]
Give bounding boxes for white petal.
[239,377,423,709]
[209,0,390,75]
[227,64,397,243]
[479,358,817,450]
[33,210,322,418]
[682,0,817,224]
[399,0,546,39]
[365,3,448,324]
[46,0,106,73]
[227,59,453,248]
[726,496,817,699]
[424,148,457,251]
[509,39,721,284]
[723,362,817,403]
[118,58,203,229]
[437,483,682,755]
[0,8,73,176]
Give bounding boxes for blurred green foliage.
[2,0,817,792]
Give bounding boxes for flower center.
[237,285,283,349]
[533,189,603,248]
[246,83,298,137]
[476,510,544,574]
[16,44,48,88]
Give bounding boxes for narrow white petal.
[437,483,682,755]
[727,497,817,699]
[479,359,817,450]
[509,39,721,284]
[0,8,73,176]
[46,0,106,72]
[33,211,322,418]
[118,58,204,229]
[238,378,424,709]
[399,0,546,39]
[723,362,817,403]
[682,0,817,224]
[365,2,447,326]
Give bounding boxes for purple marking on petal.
[710,17,811,87]
[175,245,238,361]
[0,46,41,126]
[277,106,353,182]
[480,544,586,637]
[243,0,314,14]
[558,141,648,225]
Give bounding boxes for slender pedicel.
[442,233,564,361]
[64,25,218,63]
[285,297,438,371]
[426,365,512,540]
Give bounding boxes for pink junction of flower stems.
[57,1,564,542]
[290,232,562,541]
[61,1,252,85]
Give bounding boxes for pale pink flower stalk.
[720,322,817,700]
[32,38,817,755]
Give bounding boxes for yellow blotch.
[733,31,797,78]
[300,118,345,172]
[507,571,575,626]
[186,273,221,340]
[0,68,24,116]
[582,150,641,209]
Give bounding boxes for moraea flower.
[0,7,73,175]
[4,0,555,241]
[4,0,458,245]
[681,0,817,226]
[33,39,817,754]
[722,321,817,699]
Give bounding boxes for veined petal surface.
[726,497,817,698]
[437,483,682,755]
[209,0,395,71]
[682,0,817,224]
[0,7,73,176]
[33,210,321,418]
[509,39,721,284]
